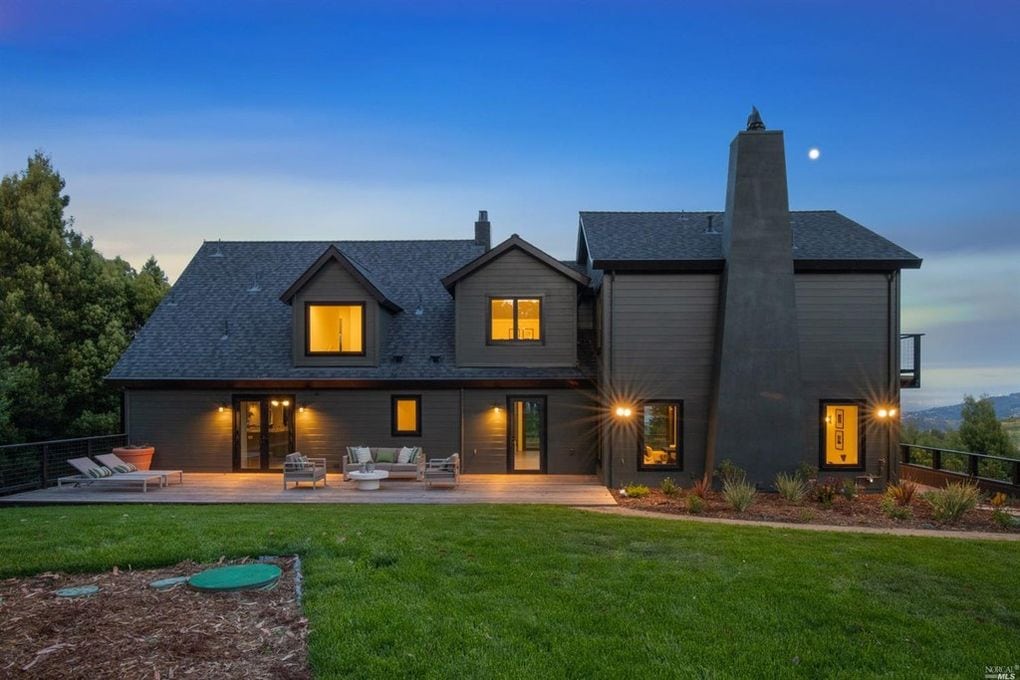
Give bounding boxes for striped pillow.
[112,464,132,473]
[124,462,138,471]
[87,465,114,478]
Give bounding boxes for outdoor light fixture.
[875,406,898,419]
[490,401,502,412]
[876,408,889,418]
[282,400,290,407]
[217,405,225,413]
[614,405,633,418]
[271,399,280,407]
[298,406,306,413]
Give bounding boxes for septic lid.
[55,585,100,598]
[149,576,189,590]
[188,564,281,592]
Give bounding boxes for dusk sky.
[1,1,1017,409]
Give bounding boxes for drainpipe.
[885,271,895,486]
[607,272,615,490]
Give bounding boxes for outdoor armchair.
[283,452,328,490]
[424,453,460,489]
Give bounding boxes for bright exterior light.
[614,406,632,418]
[217,405,225,413]
[271,399,280,406]
[808,147,821,160]
[282,400,290,407]
[876,408,889,419]
[298,406,306,413]
[889,408,898,417]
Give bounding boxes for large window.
[306,303,365,355]
[820,401,864,469]
[639,401,682,470]
[489,297,542,342]
[391,395,422,436]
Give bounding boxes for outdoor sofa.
[343,446,426,481]
[58,457,166,493]
[283,452,328,489]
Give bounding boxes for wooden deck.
[0,473,617,506]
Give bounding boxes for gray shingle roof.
[579,210,921,267]
[108,240,591,382]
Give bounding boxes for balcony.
[900,333,924,389]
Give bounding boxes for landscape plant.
[813,477,839,507]
[923,481,982,524]
[659,477,679,497]
[716,459,744,486]
[722,478,757,512]
[690,477,711,499]
[839,477,859,503]
[989,492,1016,528]
[774,472,808,504]
[880,494,912,520]
[886,480,918,506]
[685,494,705,514]
[623,483,650,498]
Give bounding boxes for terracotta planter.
[113,446,155,471]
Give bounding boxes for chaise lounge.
[59,457,166,493]
[95,453,184,486]
[343,446,426,481]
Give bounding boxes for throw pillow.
[112,464,132,473]
[87,465,113,478]
[124,462,138,471]
[353,446,373,464]
[397,446,413,464]
[376,449,396,464]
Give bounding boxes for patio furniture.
[424,453,460,489]
[282,452,328,489]
[58,457,165,493]
[348,469,389,491]
[342,446,425,481]
[95,453,183,485]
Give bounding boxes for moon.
[808,147,821,160]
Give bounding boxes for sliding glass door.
[233,395,295,471]
[508,396,546,473]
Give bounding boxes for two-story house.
[108,112,922,487]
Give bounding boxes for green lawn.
[1,505,1017,678]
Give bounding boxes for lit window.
[821,402,863,469]
[640,401,682,470]
[307,303,364,354]
[392,396,421,436]
[489,298,542,342]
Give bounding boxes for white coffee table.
[348,469,389,491]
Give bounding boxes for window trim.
[391,394,422,437]
[637,399,683,471]
[304,301,367,357]
[818,399,867,471]
[485,295,545,345]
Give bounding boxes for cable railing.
[0,433,128,497]
[900,442,1020,492]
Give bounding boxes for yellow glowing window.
[489,298,542,342]
[307,303,364,354]
[822,403,861,468]
[640,402,682,470]
[392,396,421,436]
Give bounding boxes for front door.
[233,395,295,471]
[508,396,546,473]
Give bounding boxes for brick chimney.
[705,109,807,483]
[474,210,491,251]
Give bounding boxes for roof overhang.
[441,234,589,294]
[591,257,922,273]
[279,245,403,312]
[107,377,595,390]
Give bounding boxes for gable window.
[306,303,365,355]
[639,401,682,470]
[820,400,865,470]
[489,297,542,342]
[391,395,422,436]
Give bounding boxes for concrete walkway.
[578,506,1020,542]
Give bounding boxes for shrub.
[686,494,705,514]
[989,492,1008,509]
[813,477,839,507]
[717,459,745,486]
[839,478,859,502]
[887,480,918,507]
[774,472,808,504]
[722,478,756,512]
[923,482,981,524]
[623,483,650,499]
[796,462,817,482]
[991,509,1017,529]
[690,477,711,499]
[660,477,680,497]
[880,494,912,520]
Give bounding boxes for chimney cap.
[477,210,489,222]
[746,106,766,131]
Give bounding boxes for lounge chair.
[58,457,165,493]
[424,453,460,489]
[283,452,328,490]
[95,453,184,486]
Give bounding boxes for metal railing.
[0,433,128,497]
[900,333,924,389]
[900,442,1020,493]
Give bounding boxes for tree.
[0,152,170,443]
[958,395,1017,457]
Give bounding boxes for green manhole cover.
[55,585,99,598]
[188,564,282,593]
[149,576,189,590]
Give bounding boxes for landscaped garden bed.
[613,475,1020,533]
[0,556,308,679]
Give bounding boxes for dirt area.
[0,557,309,679]
[612,489,1020,534]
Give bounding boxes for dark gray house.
[108,114,922,487]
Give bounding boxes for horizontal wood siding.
[292,259,380,367]
[455,249,578,367]
[604,273,720,486]
[461,389,598,474]
[126,390,235,471]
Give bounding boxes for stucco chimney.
[705,109,807,483]
[474,210,491,251]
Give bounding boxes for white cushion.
[353,446,373,464]
[397,446,415,464]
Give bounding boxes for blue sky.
[1,0,1018,408]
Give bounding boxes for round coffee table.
[348,469,389,491]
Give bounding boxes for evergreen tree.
[958,395,1017,457]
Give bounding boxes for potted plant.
[112,443,156,470]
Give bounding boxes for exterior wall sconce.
[298,405,307,413]
[271,399,280,406]
[217,402,228,413]
[614,405,633,418]
[490,401,502,412]
[875,406,898,419]
[281,399,291,407]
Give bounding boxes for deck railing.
[900,443,1020,494]
[0,433,128,497]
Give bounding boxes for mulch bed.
[612,489,1020,533]
[0,557,309,679]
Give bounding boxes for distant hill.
[904,392,1020,431]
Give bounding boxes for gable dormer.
[280,245,402,367]
[441,234,589,368]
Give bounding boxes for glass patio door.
[233,395,295,471]
[508,397,546,473]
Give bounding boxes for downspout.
[607,271,615,490]
[885,271,895,486]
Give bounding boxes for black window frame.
[391,394,423,437]
[486,296,545,345]
[637,400,683,471]
[818,399,867,471]
[304,301,367,357]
